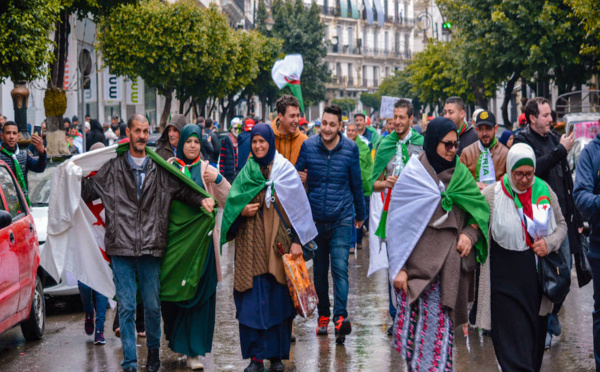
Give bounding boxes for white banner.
[103,68,122,102]
[125,78,144,105]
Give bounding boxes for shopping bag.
[282,253,318,318]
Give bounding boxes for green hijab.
[176,124,203,188]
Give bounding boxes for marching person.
[271,95,307,166]
[295,105,366,343]
[162,124,231,370]
[514,97,583,348]
[0,121,46,202]
[219,117,242,183]
[443,96,478,155]
[388,117,489,371]
[573,126,600,371]
[156,114,186,160]
[221,123,317,372]
[460,110,509,189]
[81,114,215,372]
[476,143,567,372]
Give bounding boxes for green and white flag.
[272,54,305,113]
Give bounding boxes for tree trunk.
[470,82,488,110]
[45,10,71,155]
[179,98,185,114]
[501,73,519,128]
[159,87,173,131]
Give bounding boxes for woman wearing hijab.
[387,117,490,371]
[161,124,231,370]
[221,123,317,372]
[475,143,567,372]
[499,130,514,148]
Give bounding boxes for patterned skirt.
[393,279,454,372]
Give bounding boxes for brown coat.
[403,153,481,327]
[271,118,307,166]
[459,140,509,182]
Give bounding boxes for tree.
[0,0,61,83]
[245,35,284,119]
[568,0,600,64]
[98,0,231,129]
[438,0,597,126]
[270,0,329,106]
[360,92,381,112]
[331,98,357,114]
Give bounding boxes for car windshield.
[28,161,65,207]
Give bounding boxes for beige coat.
[475,182,567,330]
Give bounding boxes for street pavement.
[0,240,596,371]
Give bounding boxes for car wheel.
[21,276,45,341]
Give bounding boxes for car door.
[0,166,21,325]
[0,164,36,313]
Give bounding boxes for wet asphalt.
[0,240,595,372]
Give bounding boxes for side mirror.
[0,210,11,229]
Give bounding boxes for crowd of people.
[1,93,599,372]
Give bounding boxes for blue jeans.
[78,281,108,332]
[314,218,353,318]
[111,255,162,371]
[356,196,370,245]
[588,242,600,371]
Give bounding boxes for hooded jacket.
[271,118,307,165]
[156,114,187,160]
[86,120,106,151]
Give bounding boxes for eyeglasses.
[440,140,460,151]
[513,171,535,180]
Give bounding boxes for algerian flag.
[43,143,216,301]
[272,54,305,113]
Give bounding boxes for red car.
[0,159,45,340]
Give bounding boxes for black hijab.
[424,117,457,174]
[250,123,276,167]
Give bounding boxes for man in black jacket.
[81,114,214,372]
[514,97,583,348]
[443,96,478,155]
[205,118,220,166]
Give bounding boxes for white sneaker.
[186,356,204,370]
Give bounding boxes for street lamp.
[265,12,274,31]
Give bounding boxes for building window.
[384,31,388,55]
[348,27,354,54]
[363,65,368,87]
[336,62,342,84]
[348,63,354,85]
[374,31,378,56]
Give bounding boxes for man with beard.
[156,114,186,160]
[296,104,365,344]
[460,110,509,190]
[81,114,215,372]
[444,96,478,155]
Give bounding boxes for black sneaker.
[123,367,136,372]
[244,360,265,372]
[316,316,329,335]
[146,348,160,372]
[387,325,393,336]
[334,316,351,344]
[94,330,105,345]
[84,313,94,335]
[269,358,285,372]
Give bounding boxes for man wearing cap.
[460,110,509,190]
[156,114,186,160]
[443,96,478,155]
[236,118,255,172]
[219,117,242,183]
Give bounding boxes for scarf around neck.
[371,128,424,187]
[476,137,497,185]
[1,145,30,206]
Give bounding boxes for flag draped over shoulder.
[272,54,305,113]
[371,130,424,187]
[367,191,388,277]
[43,143,215,301]
[354,136,374,196]
[386,155,490,283]
[221,152,317,247]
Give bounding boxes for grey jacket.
[81,153,206,257]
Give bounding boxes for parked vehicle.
[28,158,80,297]
[0,160,45,340]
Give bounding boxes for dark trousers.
[588,243,600,371]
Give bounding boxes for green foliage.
[98,0,230,97]
[567,0,600,65]
[246,34,284,109]
[271,0,329,105]
[331,98,357,114]
[0,0,62,83]
[360,92,381,111]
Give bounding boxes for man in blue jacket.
[296,104,366,344]
[574,128,600,371]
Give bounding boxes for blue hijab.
[250,123,276,167]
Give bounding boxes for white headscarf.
[505,143,536,194]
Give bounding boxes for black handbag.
[575,234,593,288]
[538,249,571,304]
[272,201,318,261]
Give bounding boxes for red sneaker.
[316,316,330,335]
